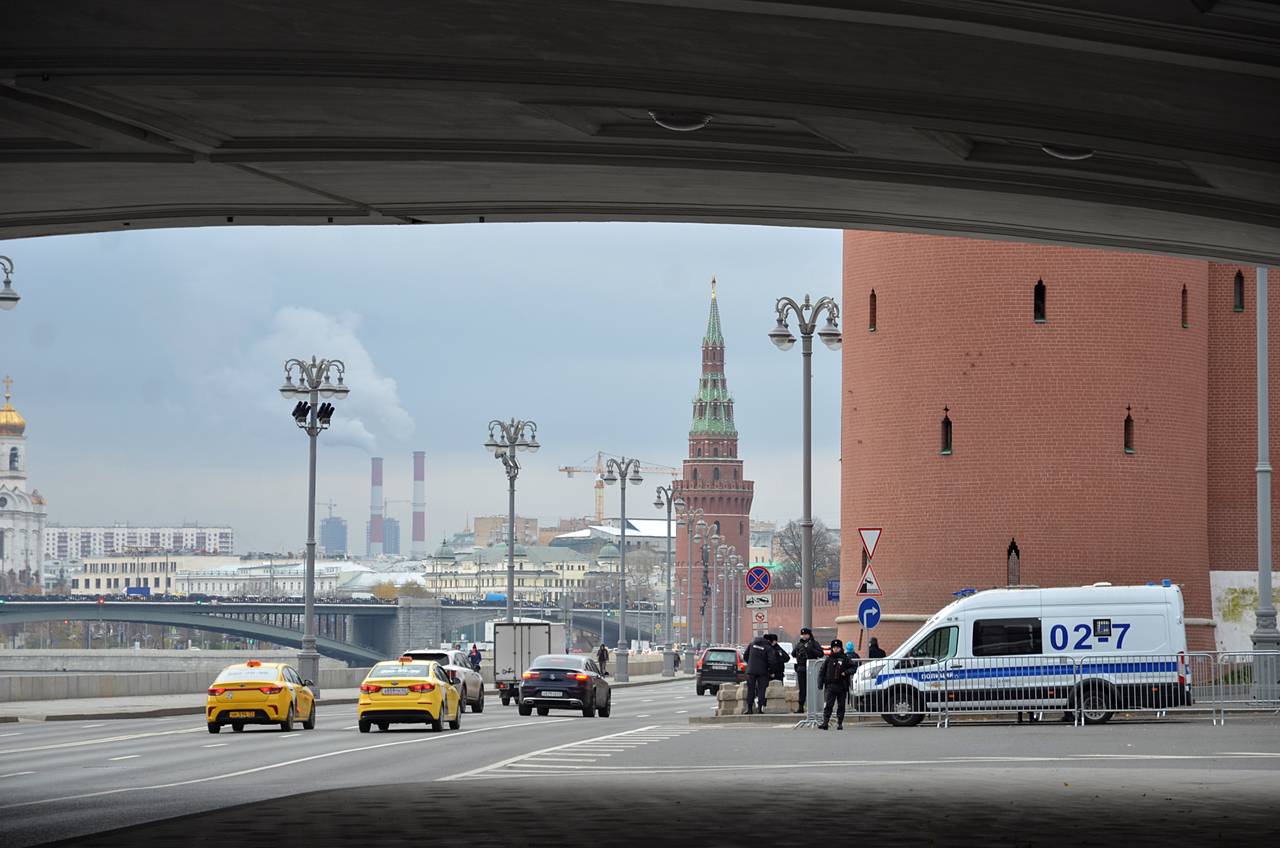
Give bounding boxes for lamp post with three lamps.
[602,456,643,682]
[279,356,349,693]
[484,418,540,624]
[0,257,20,311]
[769,294,842,633]
[675,505,704,672]
[653,486,683,676]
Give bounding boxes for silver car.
[402,648,486,712]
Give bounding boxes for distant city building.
[473,515,538,547]
[320,516,348,556]
[367,516,402,556]
[0,377,46,591]
[44,523,234,559]
[65,554,243,594]
[539,517,593,545]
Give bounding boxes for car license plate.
[711,664,730,670]
[541,690,564,697]
[228,711,254,718]
[381,687,409,695]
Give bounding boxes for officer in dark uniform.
[792,627,825,713]
[817,639,858,730]
[742,635,772,714]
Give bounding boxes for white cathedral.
[0,376,46,591]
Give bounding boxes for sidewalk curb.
[610,675,689,690]
[3,696,361,723]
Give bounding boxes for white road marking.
[0,771,35,778]
[108,755,140,761]
[0,719,572,811]
[201,744,228,748]
[636,714,650,718]
[676,710,689,714]
[0,732,22,738]
[0,727,203,757]
[441,725,660,781]
[642,699,653,703]
[81,724,105,729]
[343,725,358,730]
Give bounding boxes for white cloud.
[223,306,414,453]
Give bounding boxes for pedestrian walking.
[596,643,610,677]
[765,633,790,682]
[792,627,824,714]
[742,634,773,714]
[468,644,482,671]
[673,651,682,673]
[868,637,886,659]
[817,639,857,730]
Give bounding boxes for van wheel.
[1077,687,1114,725]
[881,689,924,727]
[501,693,511,706]
[696,685,706,696]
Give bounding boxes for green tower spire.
[691,276,736,436]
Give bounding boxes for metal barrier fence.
[795,651,1280,729]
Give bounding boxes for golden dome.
[0,376,26,436]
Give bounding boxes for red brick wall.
[1207,265,1280,574]
[839,231,1214,651]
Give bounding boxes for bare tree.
[773,519,841,589]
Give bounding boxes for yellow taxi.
[206,659,316,734]
[357,656,462,733]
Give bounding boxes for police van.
[850,582,1191,726]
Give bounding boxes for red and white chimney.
[411,450,427,558]
[369,456,384,557]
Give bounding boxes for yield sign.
[859,527,882,560]
[857,563,883,597]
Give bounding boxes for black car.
[695,646,745,696]
[517,654,612,718]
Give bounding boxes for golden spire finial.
[711,275,717,300]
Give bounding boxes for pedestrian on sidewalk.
[792,627,824,714]
[597,643,610,677]
[765,633,790,682]
[868,637,886,659]
[742,634,772,714]
[817,639,857,730]
[468,644,482,671]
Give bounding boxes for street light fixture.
[603,456,643,681]
[0,257,20,311]
[771,293,841,633]
[485,418,539,623]
[280,356,350,694]
[675,504,704,673]
[654,487,682,676]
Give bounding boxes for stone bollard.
[762,680,790,714]
[716,682,747,716]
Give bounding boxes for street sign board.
[857,563,883,596]
[826,579,840,602]
[745,565,772,594]
[858,597,882,629]
[859,527,882,560]
[751,610,769,625]
[744,593,773,608]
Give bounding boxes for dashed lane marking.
[0,727,204,757]
[81,724,105,729]
[0,719,572,811]
[0,732,22,738]
[1,771,36,778]
[108,755,140,761]
[441,726,699,781]
[201,744,228,748]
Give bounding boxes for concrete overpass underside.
[2,1,1278,262]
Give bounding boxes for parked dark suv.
[695,646,744,696]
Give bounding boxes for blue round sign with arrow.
[858,597,882,629]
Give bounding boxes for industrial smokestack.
[411,450,427,558]
[369,456,384,557]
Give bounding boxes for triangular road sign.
[859,527,882,561]
[857,563,883,597]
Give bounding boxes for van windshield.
[906,626,958,661]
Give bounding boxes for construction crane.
[315,500,340,519]
[559,451,679,523]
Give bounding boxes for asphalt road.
[2,681,1278,847]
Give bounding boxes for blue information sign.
[826,580,840,602]
[857,597,882,629]
[745,566,772,593]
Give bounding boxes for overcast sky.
[5,223,842,553]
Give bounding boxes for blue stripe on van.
[874,660,1177,685]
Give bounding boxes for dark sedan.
[517,654,612,718]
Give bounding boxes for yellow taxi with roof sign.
[206,659,316,733]
[357,656,462,733]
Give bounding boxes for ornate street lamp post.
[654,486,683,676]
[675,505,704,673]
[484,418,540,623]
[279,356,349,693]
[770,294,842,633]
[603,456,643,682]
[0,257,21,310]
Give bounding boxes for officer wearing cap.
[817,639,858,730]
[791,626,825,714]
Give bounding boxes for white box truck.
[492,620,566,706]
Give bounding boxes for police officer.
[792,627,824,714]
[742,634,772,714]
[817,639,857,730]
[765,633,790,682]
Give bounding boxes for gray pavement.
[1,679,1277,847]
